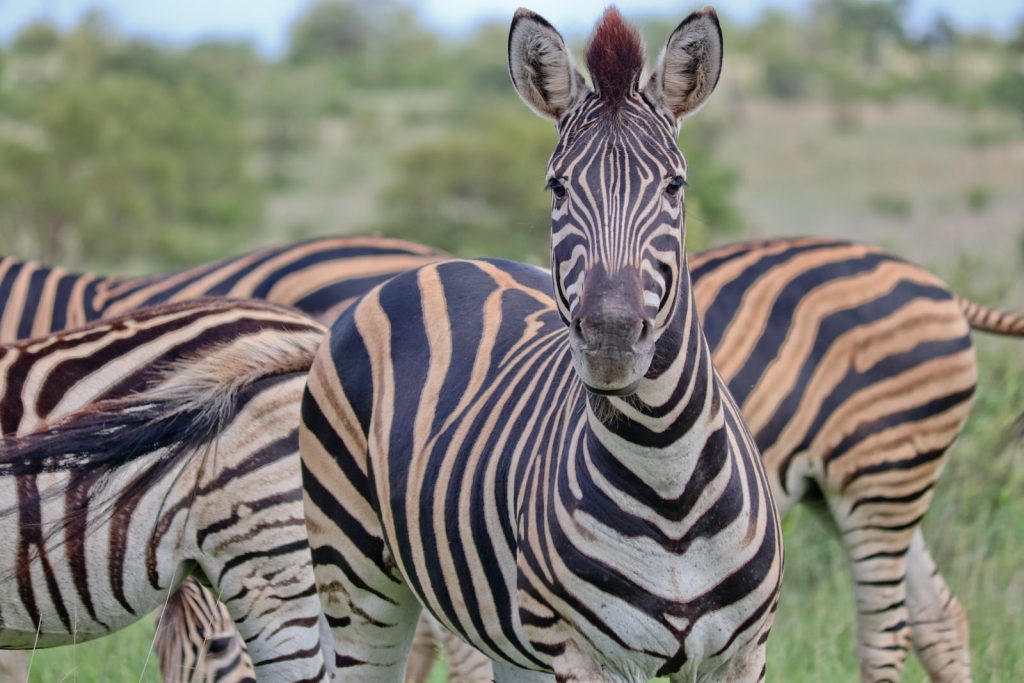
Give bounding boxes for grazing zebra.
[300,7,784,682]
[155,578,256,683]
[0,299,331,682]
[0,235,445,339]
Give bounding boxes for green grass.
[27,618,161,682]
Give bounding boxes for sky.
[0,0,1021,56]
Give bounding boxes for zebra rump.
[0,372,294,564]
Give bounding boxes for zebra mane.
[585,6,646,105]
[0,326,322,575]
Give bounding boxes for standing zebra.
[301,7,784,682]
[5,236,1019,682]
[0,299,331,682]
[6,238,1011,682]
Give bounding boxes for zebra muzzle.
[569,305,654,396]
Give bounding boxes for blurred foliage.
[378,99,553,262]
[0,13,259,267]
[289,0,446,87]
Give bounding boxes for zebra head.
[509,6,723,395]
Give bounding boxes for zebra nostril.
[571,318,584,342]
[637,319,653,346]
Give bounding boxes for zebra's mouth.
[571,345,654,397]
[581,378,643,396]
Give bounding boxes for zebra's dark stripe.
[155,577,257,683]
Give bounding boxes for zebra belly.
[0,471,190,648]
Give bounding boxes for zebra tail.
[956,295,1024,337]
[954,295,1024,453]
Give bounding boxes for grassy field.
[24,96,1024,680]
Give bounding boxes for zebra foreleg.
[309,547,423,683]
[905,530,971,683]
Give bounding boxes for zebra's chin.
[572,347,653,396]
[582,379,642,396]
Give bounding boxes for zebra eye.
[665,175,687,197]
[207,636,232,655]
[546,177,567,200]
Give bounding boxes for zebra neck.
[584,291,726,498]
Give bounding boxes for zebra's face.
[509,5,723,395]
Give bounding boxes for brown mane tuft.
[585,7,646,105]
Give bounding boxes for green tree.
[288,0,443,86]
[0,19,261,267]
[378,101,553,262]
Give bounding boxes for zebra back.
[0,236,446,339]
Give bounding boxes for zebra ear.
[645,6,723,121]
[508,8,588,121]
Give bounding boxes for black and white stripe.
[0,299,331,681]
[155,577,256,683]
[0,235,445,339]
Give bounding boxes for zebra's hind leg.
[833,498,914,682]
[405,615,440,683]
[406,613,495,683]
[434,616,495,682]
[0,652,27,681]
[905,530,971,682]
[705,638,769,682]
[492,661,556,682]
[308,542,423,683]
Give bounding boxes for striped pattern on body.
[155,577,256,683]
[4,233,1017,681]
[0,235,446,339]
[0,299,331,681]
[403,237,1003,683]
[301,258,783,682]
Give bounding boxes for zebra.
[155,578,256,683]
[300,6,784,682]
[0,298,332,682]
[0,235,445,340]
[406,235,1022,683]
[0,235,443,680]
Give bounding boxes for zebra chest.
[503,433,778,679]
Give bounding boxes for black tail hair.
[0,373,295,577]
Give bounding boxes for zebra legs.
[833,501,915,682]
[492,661,556,682]
[306,539,423,682]
[406,613,495,683]
[0,652,26,681]
[702,639,769,682]
[905,530,971,682]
